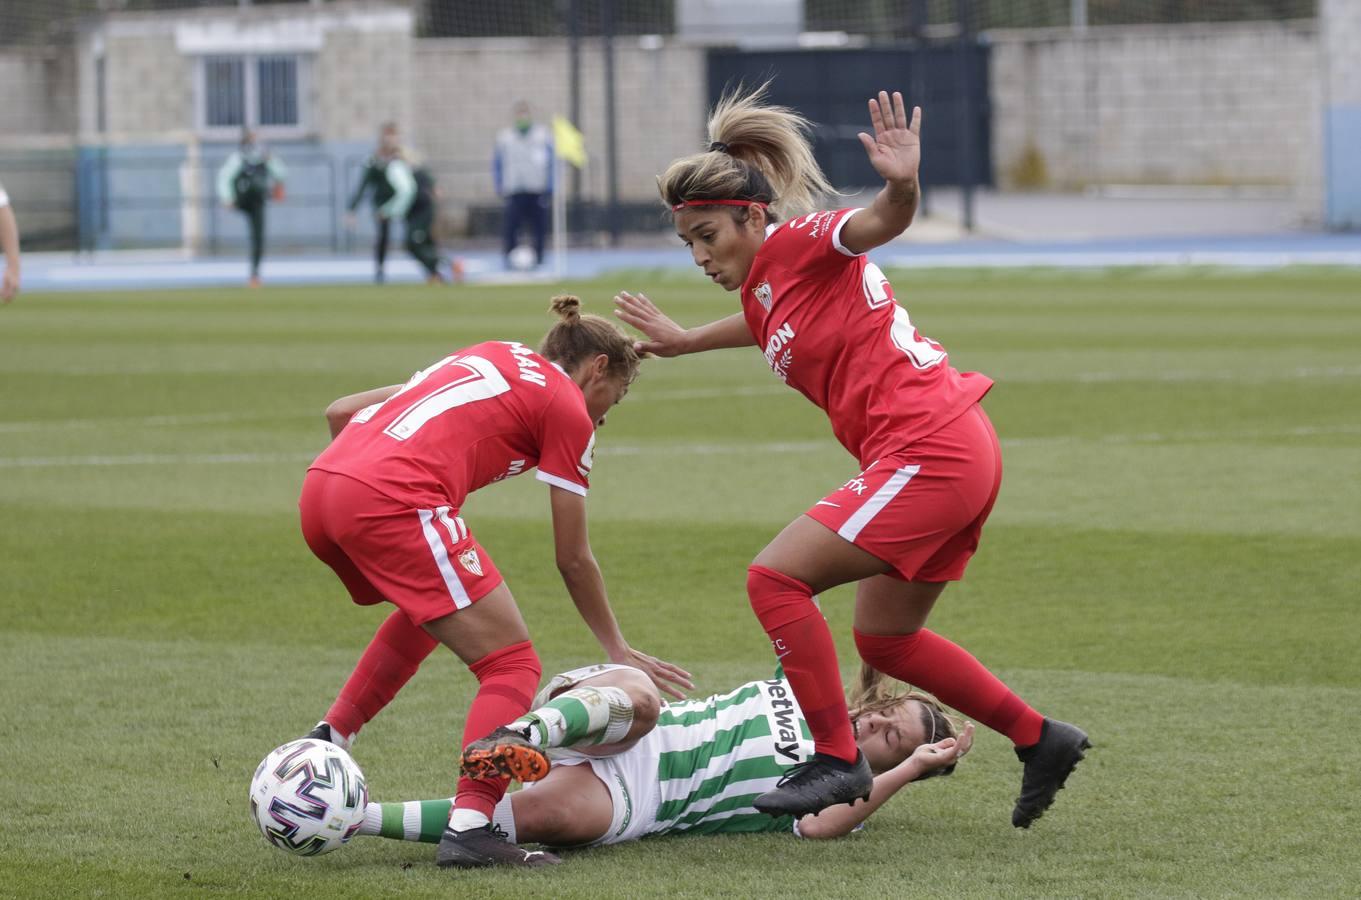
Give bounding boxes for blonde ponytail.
[658,82,836,222]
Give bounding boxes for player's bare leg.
[506,764,615,846]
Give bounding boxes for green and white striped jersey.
[647,673,814,837]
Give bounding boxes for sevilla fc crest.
[457,548,483,577]
[753,281,773,311]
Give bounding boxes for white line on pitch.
[0,411,316,433]
[1,425,1357,470]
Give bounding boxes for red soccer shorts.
[805,403,1003,582]
[299,469,504,624]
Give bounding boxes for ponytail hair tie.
[708,141,730,154]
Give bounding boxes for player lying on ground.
[349,662,971,864]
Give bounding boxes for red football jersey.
[739,208,993,465]
[310,340,595,510]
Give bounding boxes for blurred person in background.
[493,100,553,270]
[216,129,287,288]
[0,178,19,302]
[348,123,453,284]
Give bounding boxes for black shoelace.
[774,758,829,789]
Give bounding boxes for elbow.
[555,552,592,581]
[324,399,353,432]
[794,817,845,841]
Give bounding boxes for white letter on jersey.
[505,341,548,387]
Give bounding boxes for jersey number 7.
[351,354,512,440]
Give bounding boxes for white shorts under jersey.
[524,664,815,845]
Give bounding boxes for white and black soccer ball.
[249,739,368,856]
[508,244,537,271]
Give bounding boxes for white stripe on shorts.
[837,464,921,543]
[418,508,472,609]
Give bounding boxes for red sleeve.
[534,385,595,496]
[769,208,865,274]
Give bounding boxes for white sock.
[359,802,382,836]
[448,807,490,833]
[314,720,353,751]
[490,794,517,842]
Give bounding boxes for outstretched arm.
[838,91,922,256]
[795,724,974,839]
[549,486,693,699]
[614,291,755,358]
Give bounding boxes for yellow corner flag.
[552,115,588,169]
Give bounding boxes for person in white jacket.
[493,101,553,269]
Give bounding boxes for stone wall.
[989,22,1320,191]
[103,32,195,137]
[411,37,707,224]
[0,48,77,137]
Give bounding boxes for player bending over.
[354,663,971,865]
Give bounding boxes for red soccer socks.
[748,565,859,763]
[854,627,1044,747]
[452,641,542,818]
[324,609,439,742]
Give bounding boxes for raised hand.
[856,91,922,187]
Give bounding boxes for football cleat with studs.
[461,725,551,783]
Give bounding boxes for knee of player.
[615,669,661,728]
[629,682,661,730]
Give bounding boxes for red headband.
[671,199,769,212]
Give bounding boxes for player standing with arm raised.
[299,297,691,868]
[615,87,1088,827]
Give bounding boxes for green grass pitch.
[2,269,1359,898]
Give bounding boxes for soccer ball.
[508,244,537,271]
[249,739,368,856]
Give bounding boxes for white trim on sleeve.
[831,207,867,257]
[0,184,9,208]
[537,470,588,496]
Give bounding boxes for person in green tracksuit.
[216,129,286,287]
[347,123,448,284]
